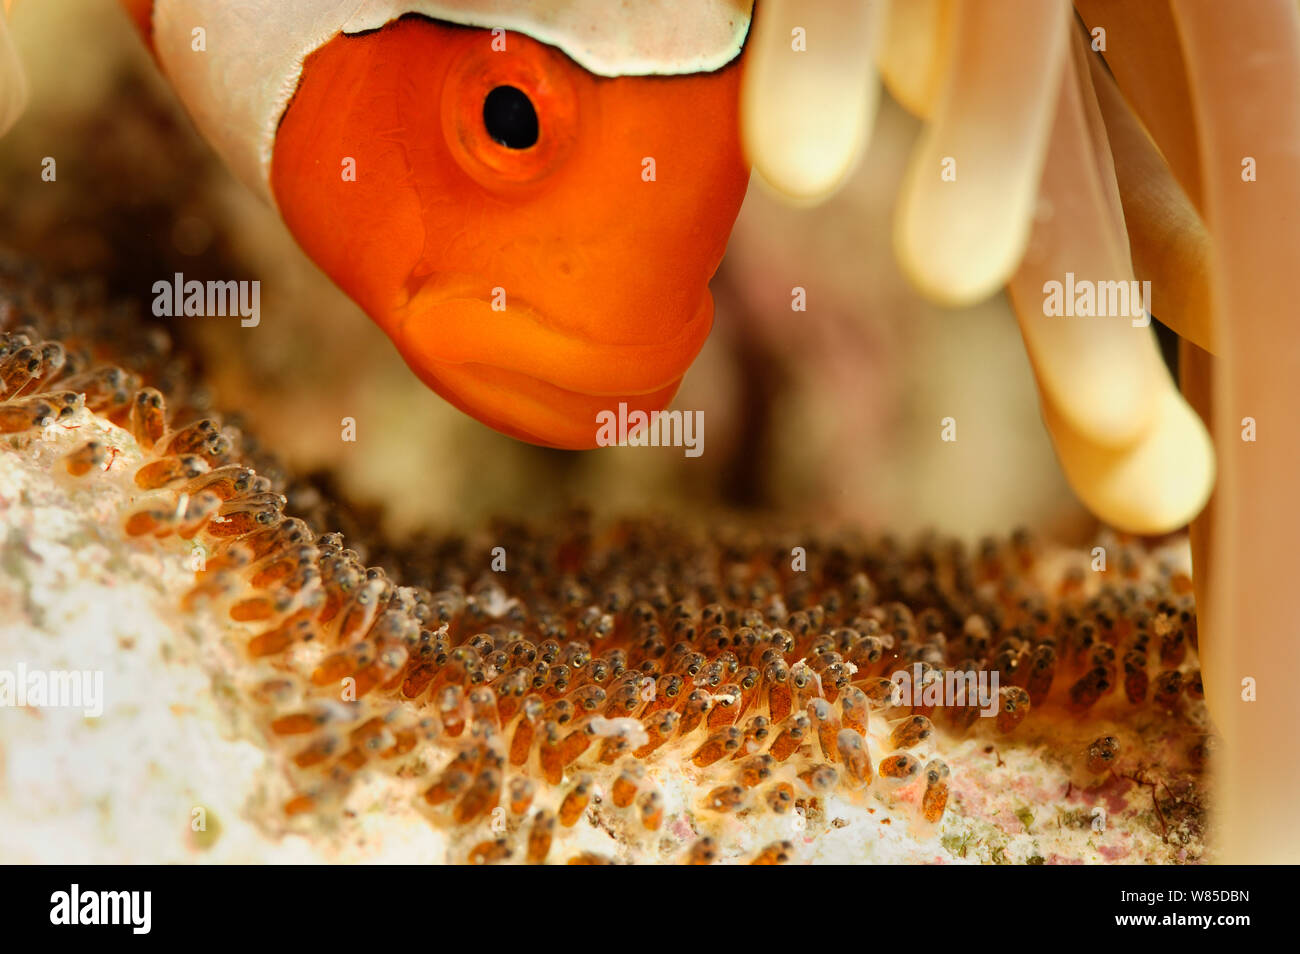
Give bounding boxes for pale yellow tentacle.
[876,0,954,120]
[1039,372,1214,535]
[1006,33,1159,449]
[893,0,1071,306]
[740,0,883,203]
[1074,0,1203,204]
[1089,55,1217,354]
[1006,29,1214,530]
[0,0,27,139]
[1174,0,1300,864]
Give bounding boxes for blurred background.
[0,0,1090,545]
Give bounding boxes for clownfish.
[116,0,755,448]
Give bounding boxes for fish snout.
[392,287,714,449]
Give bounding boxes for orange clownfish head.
[128,1,754,448]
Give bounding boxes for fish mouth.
[391,280,713,448]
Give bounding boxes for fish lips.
[390,287,713,448]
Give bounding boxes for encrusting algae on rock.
[0,257,1211,864]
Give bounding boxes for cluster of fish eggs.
[1,273,1204,864]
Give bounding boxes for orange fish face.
[270,17,750,448]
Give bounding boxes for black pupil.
[483,86,539,149]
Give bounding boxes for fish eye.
[442,44,576,189]
[483,86,539,150]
